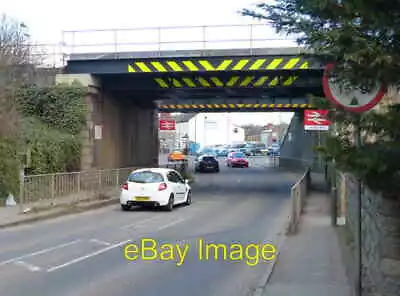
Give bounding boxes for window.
[128,171,164,183]
[202,156,216,162]
[172,171,185,183]
[168,171,184,183]
[167,172,178,182]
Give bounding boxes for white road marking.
[14,260,41,272]
[119,216,161,230]
[47,239,131,272]
[0,240,82,266]
[89,239,111,246]
[157,217,186,231]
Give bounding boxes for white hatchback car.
[120,168,192,211]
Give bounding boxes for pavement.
[0,156,299,296]
[261,187,354,296]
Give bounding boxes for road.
[0,156,296,296]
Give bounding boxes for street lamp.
[182,134,189,155]
[204,115,208,148]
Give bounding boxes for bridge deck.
[68,47,314,60]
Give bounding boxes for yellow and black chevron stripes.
[128,57,310,73]
[154,76,299,88]
[158,103,312,110]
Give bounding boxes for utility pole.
[354,117,363,296]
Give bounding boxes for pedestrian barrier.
[287,167,311,234]
[21,167,139,210]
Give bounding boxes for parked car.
[227,152,249,168]
[216,148,229,157]
[120,168,191,211]
[267,143,280,156]
[168,151,186,161]
[194,155,220,173]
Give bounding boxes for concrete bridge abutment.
[56,73,158,170]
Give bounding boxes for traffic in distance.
[120,141,280,210]
[167,141,280,161]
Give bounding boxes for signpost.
[304,110,330,131]
[323,63,386,112]
[159,119,176,131]
[322,63,387,296]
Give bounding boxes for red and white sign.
[159,119,176,131]
[304,110,330,131]
[323,63,387,112]
[159,113,172,119]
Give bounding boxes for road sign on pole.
[159,119,176,131]
[304,110,330,131]
[322,63,387,112]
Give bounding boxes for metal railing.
[61,24,299,55]
[288,168,311,234]
[27,24,301,67]
[20,167,138,210]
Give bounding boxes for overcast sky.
[2,0,294,124]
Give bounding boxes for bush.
[16,83,87,135]
[0,136,19,197]
[312,96,400,199]
[21,117,81,174]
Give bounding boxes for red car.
[227,152,249,168]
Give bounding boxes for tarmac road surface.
[0,156,297,296]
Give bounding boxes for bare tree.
[0,14,32,66]
[0,14,33,139]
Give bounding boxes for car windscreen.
[232,144,246,148]
[128,171,164,183]
[201,156,216,162]
[233,153,245,158]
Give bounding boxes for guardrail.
[21,167,138,211]
[288,168,311,234]
[62,24,299,56]
[26,24,301,67]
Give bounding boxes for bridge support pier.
[280,110,317,164]
[56,74,158,170]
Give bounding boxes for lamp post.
[203,115,208,148]
[182,134,189,155]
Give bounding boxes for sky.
[1,0,294,124]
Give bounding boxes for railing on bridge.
[28,24,300,68]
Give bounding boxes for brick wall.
[336,173,400,296]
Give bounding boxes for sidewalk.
[0,190,119,229]
[262,189,354,296]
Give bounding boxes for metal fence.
[28,23,301,67]
[288,168,311,234]
[19,162,191,211]
[21,167,138,210]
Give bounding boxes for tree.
[242,1,400,199]
[241,1,400,89]
[0,14,35,198]
[0,14,32,67]
[241,124,264,137]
